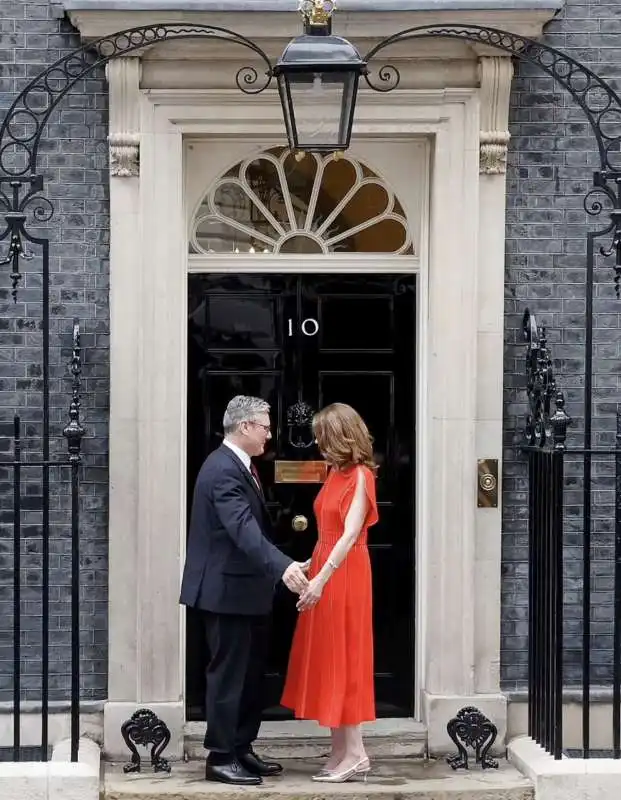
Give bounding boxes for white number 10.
[288,318,319,337]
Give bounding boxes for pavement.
[103,756,534,800]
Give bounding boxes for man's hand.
[282,562,309,594]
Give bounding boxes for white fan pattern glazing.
[190,148,413,255]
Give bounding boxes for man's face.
[240,413,272,457]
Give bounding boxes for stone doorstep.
[103,758,534,800]
[184,720,428,760]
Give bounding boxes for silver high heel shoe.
[312,757,370,783]
[312,767,331,779]
[312,761,339,779]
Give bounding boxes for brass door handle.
[292,515,308,532]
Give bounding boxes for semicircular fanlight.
[189,147,413,256]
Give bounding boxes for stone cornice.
[58,0,563,9]
[62,5,561,44]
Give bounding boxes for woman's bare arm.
[316,467,368,583]
[296,468,369,611]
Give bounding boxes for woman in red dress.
[281,403,378,783]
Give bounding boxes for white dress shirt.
[223,439,263,494]
[223,438,251,472]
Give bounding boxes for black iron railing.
[1,321,84,763]
[523,309,621,759]
[526,447,564,759]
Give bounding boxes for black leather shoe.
[238,748,283,777]
[205,759,263,785]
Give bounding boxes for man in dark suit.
[180,395,308,785]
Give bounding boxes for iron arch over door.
[3,23,621,292]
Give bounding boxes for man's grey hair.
[223,395,270,434]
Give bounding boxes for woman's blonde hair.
[312,403,376,471]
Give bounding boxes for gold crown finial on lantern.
[298,0,336,28]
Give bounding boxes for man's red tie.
[250,463,264,495]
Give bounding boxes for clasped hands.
[281,559,324,613]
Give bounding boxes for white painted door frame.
[185,134,427,724]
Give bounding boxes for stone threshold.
[184,719,428,760]
[104,757,534,800]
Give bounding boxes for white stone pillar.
[420,94,479,749]
[422,63,512,751]
[103,56,143,758]
[103,64,186,761]
[474,56,513,701]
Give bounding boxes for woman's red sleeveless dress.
[281,465,378,728]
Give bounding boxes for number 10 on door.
[288,318,319,337]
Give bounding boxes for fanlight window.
[189,147,413,255]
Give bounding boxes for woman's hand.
[296,575,325,612]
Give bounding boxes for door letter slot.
[275,461,328,484]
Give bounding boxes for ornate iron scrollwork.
[121,708,172,774]
[362,24,621,293]
[62,319,86,463]
[0,24,273,180]
[584,172,621,297]
[523,309,571,450]
[446,706,499,770]
[287,400,315,449]
[0,24,274,300]
[0,175,51,301]
[364,25,621,173]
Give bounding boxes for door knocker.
[287,400,315,449]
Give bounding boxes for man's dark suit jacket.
[180,444,293,616]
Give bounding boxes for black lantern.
[274,1,366,154]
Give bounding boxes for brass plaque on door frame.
[275,460,328,484]
[477,458,498,508]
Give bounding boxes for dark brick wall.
[502,0,621,689]
[0,1,109,701]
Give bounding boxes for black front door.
[186,273,415,720]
